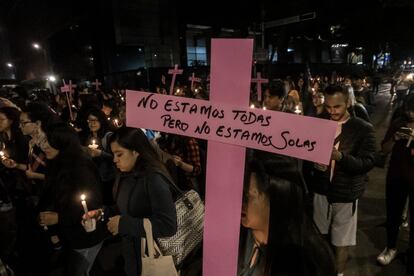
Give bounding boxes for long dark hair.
[0,106,21,139]
[84,108,110,139]
[45,123,96,202]
[108,127,170,177]
[242,159,336,276]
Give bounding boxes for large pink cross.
[168,64,183,95]
[125,39,337,276]
[251,72,269,102]
[202,39,253,276]
[188,72,201,91]
[92,79,102,90]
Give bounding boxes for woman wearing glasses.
[81,108,116,205]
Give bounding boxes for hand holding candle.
[80,194,96,232]
[0,151,5,160]
[88,139,99,150]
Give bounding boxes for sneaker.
[377,248,398,265]
[0,201,12,212]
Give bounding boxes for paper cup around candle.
[82,218,96,232]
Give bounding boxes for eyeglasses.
[19,121,33,126]
[87,119,100,124]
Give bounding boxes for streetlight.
[6,63,13,68]
[31,41,53,74]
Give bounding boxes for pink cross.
[125,39,337,276]
[92,79,102,90]
[188,72,201,91]
[168,64,183,95]
[201,39,253,276]
[60,80,77,121]
[251,72,269,102]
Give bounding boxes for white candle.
[294,105,301,114]
[250,104,255,109]
[406,129,414,148]
[0,151,5,160]
[88,139,98,149]
[262,106,267,111]
[80,194,89,214]
[114,119,119,127]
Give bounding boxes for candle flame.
[81,194,86,201]
[250,104,255,109]
[262,106,267,110]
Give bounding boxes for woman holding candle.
[0,106,29,211]
[377,94,414,273]
[86,127,177,276]
[39,123,107,275]
[81,108,116,205]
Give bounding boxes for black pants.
[0,177,11,203]
[386,176,414,266]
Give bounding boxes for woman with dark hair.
[38,123,108,275]
[377,94,414,274]
[19,102,61,185]
[0,106,29,211]
[86,127,177,276]
[238,159,336,276]
[82,108,116,204]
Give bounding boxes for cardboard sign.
[126,91,336,164]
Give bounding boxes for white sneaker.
[377,248,397,265]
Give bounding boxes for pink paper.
[126,91,337,164]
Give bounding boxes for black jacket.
[106,170,177,276]
[41,152,108,249]
[306,117,376,202]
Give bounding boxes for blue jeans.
[73,241,103,275]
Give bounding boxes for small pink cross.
[188,72,202,91]
[251,72,269,102]
[60,80,77,121]
[92,79,102,90]
[168,64,183,95]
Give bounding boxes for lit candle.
[0,151,5,160]
[294,105,301,114]
[88,139,99,149]
[113,119,119,127]
[407,129,414,148]
[262,106,267,111]
[250,104,255,109]
[80,194,89,214]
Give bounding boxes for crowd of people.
[0,70,413,276]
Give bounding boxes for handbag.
[155,174,205,266]
[141,219,178,276]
